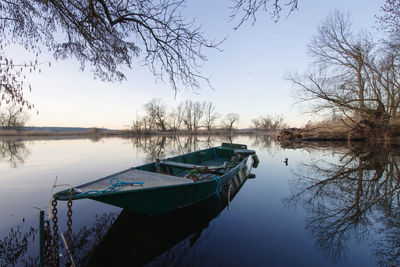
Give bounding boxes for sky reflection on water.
[0,136,399,266]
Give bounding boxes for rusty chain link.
[51,198,59,266]
[43,193,75,266]
[66,190,74,266]
[44,221,54,266]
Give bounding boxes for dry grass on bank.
[0,129,131,137]
[281,117,400,142]
[0,128,271,137]
[296,120,351,140]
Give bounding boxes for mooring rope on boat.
[227,184,232,211]
[213,148,219,160]
[211,175,222,198]
[74,178,144,197]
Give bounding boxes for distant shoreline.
[0,127,273,138]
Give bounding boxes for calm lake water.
[0,135,399,266]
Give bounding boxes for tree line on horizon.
[0,101,285,134]
[129,98,285,134]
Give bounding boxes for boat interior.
[55,144,254,200]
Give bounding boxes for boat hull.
[91,156,252,215]
[54,143,256,215]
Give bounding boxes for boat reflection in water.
[82,163,253,267]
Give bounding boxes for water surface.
[0,136,399,266]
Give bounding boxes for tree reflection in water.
[128,134,278,163]
[284,142,400,265]
[0,134,277,169]
[0,212,118,266]
[129,135,244,162]
[0,219,37,266]
[0,138,30,168]
[0,134,273,169]
[70,212,119,266]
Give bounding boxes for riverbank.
[0,127,272,137]
[278,120,400,144]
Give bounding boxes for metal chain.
[66,190,74,266]
[44,221,54,267]
[51,199,59,266]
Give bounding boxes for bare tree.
[367,42,400,120]
[0,0,222,107]
[169,103,185,132]
[192,101,206,132]
[131,114,146,134]
[252,115,284,131]
[0,0,300,108]
[130,115,153,134]
[222,113,240,131]
[203,102,219,132]
[0,105,29,130]
[288,10,399,134]
[142,115,153,134]
[144,98,168,132]
[230,0,298,28]
[182,100,205,132]
[182,100,194,132]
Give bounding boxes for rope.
[213,148,219,160]
[227,184,232,211]
[211,175,221,198]
[74,178,144,197]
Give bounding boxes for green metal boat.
[85,164,253,266]
[54,143,258,215]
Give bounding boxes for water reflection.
[0,138,30,168]
[130,135,237,162]
[0,212,117,266]
[70,212,119,266]
[0,219,37,266]
[0,135,271,169]
[129,134,275,162]
[285,143,400,265]
[250,134,274,150]
[0,134,276,169]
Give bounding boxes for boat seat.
[159,160,204,169]
[233,149,256,155]
[217,147,256,155]
[159,160,227,170]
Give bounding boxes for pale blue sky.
[7,0,385,129]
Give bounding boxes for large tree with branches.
[288,10,400,135]
[222,113,240,131]
[0,0,299,108]
[0,105,29,129]
[144,98,167,132]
